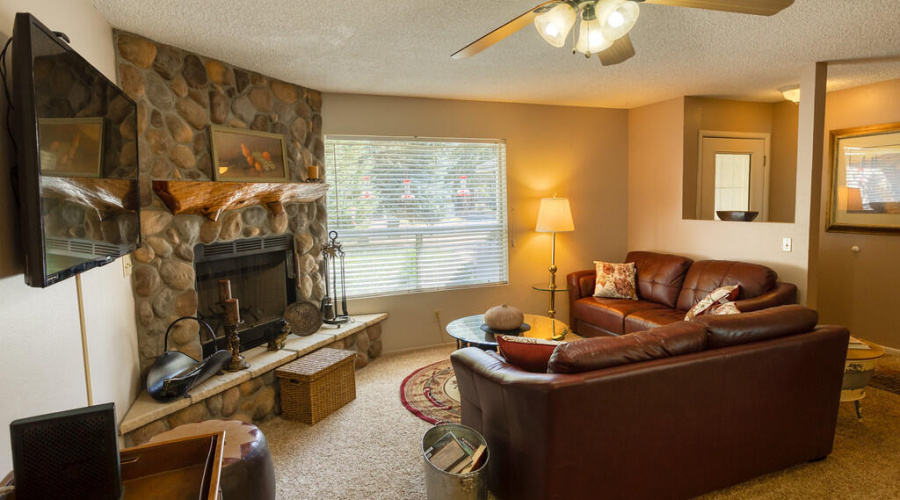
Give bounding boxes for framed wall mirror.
[827,122,900,234]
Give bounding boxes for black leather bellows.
[147,316,231,402]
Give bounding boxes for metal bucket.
[422,423,489,500]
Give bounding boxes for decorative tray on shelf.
[480,323,531,336]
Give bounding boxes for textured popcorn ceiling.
[90,0,900,109]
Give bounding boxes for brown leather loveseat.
[567,251,797,337]
[450,305,849,500]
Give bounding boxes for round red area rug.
[400,359,461,424]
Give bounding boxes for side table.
[531,283,571,319]
[842,338,885,420]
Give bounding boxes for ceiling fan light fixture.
[597,0,640,41]
[575,3,612,56]
[534,2,578,48]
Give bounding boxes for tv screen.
[11,13,140,287]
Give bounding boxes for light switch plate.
[782,237,792,252]
[122,253,133,277]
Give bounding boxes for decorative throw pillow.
[710,301,741,316]
[684,285,740,321]
[593,261,638,300]
[496,335,562,373]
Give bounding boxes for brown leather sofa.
[567,251,798,337]
[450,305,849,500]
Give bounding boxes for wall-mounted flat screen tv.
[11,13,140,287]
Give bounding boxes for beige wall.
[816,77,900,349]
[682,97,798,222]
[0,0,140,472]
[323,94,629,353]
[628,64,826,304]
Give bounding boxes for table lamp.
[535,195,575,302]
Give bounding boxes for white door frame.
[697,130,771,221]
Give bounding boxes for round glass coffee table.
[446,313,580,350]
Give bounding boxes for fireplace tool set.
[320,230,351,326]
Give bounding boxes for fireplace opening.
[193,235,297,352]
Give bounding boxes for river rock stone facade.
[113,32,382,378]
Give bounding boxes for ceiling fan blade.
[451,1,559,59]
[639,0,794,16]
[598,34,635,66]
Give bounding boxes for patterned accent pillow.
[593,261,638,300]
[496,335,562,373]
[710,301,741,316]
[684,285,740,321]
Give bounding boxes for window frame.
[324,134,510,300]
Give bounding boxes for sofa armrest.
[450,348,583,430]
[733,282,797,312]
[567,270,596,322]
[567,270,595,301]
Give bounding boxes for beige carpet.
[260,347,900,500]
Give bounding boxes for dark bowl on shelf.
[716,210,759,222]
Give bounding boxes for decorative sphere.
[484,304,524,331]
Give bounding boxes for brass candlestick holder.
[224,319,249,371]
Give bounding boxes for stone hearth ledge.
[120,313,387,435]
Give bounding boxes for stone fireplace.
[114,32,385,444]
[114,29,333,370]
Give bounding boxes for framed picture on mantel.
[211,125,289,182]
[38,117,104,178]
[827,121,900,235]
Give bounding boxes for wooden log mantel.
[152,180,330,220]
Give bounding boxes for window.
[325,136,508,298]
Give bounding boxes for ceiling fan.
[451,0,795,65]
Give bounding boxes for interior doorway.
[698,133,770,221]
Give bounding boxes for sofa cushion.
[496,335,562,373]
[626,251,693,308]
[593,261,638,299]
[548,321,707,374]
[623,308,687,333]
[573,297,667,334]
[693,304,818,349]
[676,260,778,311]
[683,285,740,321]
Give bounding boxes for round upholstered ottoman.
[150,419,275,500]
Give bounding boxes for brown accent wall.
[769,101,800,222]
[817,78,900,349]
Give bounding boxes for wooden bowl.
[716,210,759,222]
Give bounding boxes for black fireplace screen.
[193,235,296,352]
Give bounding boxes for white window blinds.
[325,136,509,298]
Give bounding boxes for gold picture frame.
[38,117,104,178]
[210,125,289,182]
[827,121,900,235]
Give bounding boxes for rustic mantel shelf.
[152,180,330,220]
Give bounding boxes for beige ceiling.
[90,0,900,109]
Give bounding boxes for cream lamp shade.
[535,197,575,233]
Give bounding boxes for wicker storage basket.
[276,348,356,424]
